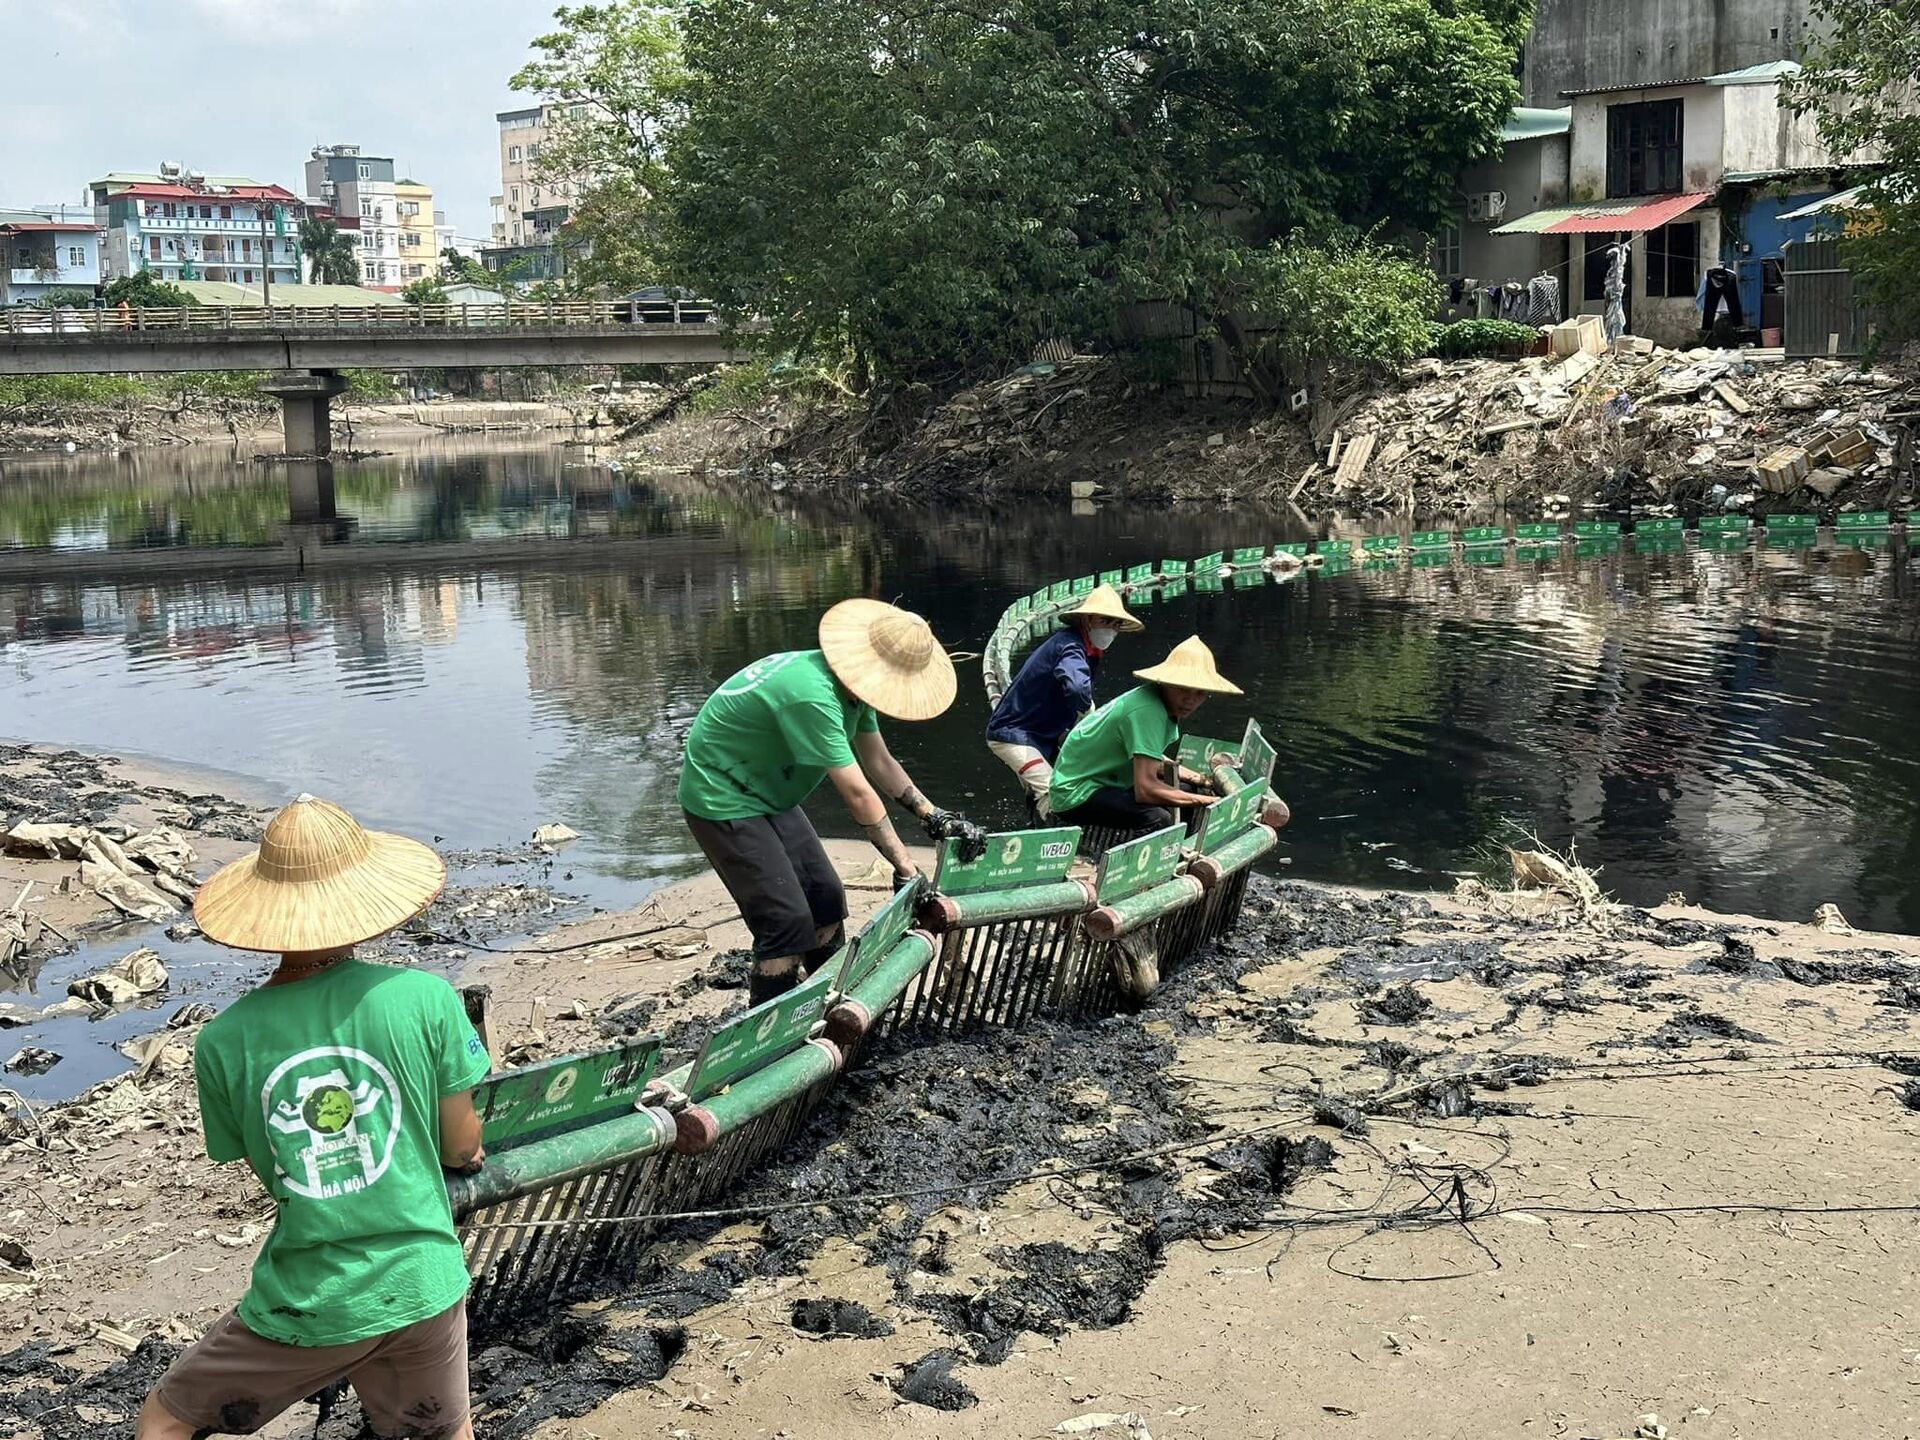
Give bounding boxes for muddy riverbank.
[5,824,1917,1439]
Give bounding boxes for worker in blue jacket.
[985,584,1142,817]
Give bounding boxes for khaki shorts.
[155,1300,469,1438]
[988,741,1054,815]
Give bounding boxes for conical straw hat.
[1133,635,1244,696]
[1060,584,1144,633]
[195,795,447,953]
[818,599,958,721]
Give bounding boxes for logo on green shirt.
[262,1046,402,1201]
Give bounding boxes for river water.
[3,436,1917,1097]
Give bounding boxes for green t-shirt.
[192,960,490,1346]
[1049,684,1179,814]
[678,649,881,821]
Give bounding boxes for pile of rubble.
[3,821,200,927]
[1296,339,1916,516]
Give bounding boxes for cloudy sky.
[0,0,558,240]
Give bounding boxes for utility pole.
[259,203,273,310]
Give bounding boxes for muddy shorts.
[154,1300,469,1438]
[987,740,1054,816]
[683,805,847,962]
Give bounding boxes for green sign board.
[1697,515,1749,533]
[1409,528,1452,549]
[690,967,835,1101]
[1070,574,1098,595]
[1460,526,1504,545]
[1161,558,1190,577]
[935,826,1080,895]
[1199,778,1270,852]
[1232,545,1267,567]
[853,878,921,976]
[1099,569,1124,588]
[1194,551,1226,574]
[1636,517,1684,535]
[1315,539,1352,558]
[1125,562,1157,584]
[1764,513,1817,531]
[1835,511,1891,530]
[1239,718,1277,788]
[1574,520,1623,538]
[475,1037,663,1147]
[1162,578,1189,600]
[1274,542,1309,558]
[1094,823,1188,904]
[1049,579,1075,601]
[1514,522,1561,540]
[1360,534,1400,552]
[1178,733,1239,773]
[1006,597,1030,622]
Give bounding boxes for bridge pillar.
[285,461,338,524]
[260,369,349,457]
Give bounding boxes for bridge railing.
[0,298,717,335]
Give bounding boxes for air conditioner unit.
[1465,190,1508,223]
[158,161,182,178]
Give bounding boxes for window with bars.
[1606,99,1683,197]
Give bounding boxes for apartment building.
[0,205,103,305]
[395,179,448,282]
[90,168,303,288]
[305,144,404,290]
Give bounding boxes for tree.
[402,277,449,305]
[101,271,193,308]
[298,217,362,285]
[512,2,685,293]
[1791,0,1920,342]
[440,247,499,287]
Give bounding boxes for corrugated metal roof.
[1500,107,1573,143]
[1562,76,1706,98]
[176,280,406,307]
[1777,186,1868,221]
[1491,192,1712,235]
[1705,60,1801,86]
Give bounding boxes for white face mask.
[1088,626,1118,650]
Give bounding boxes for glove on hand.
[924,809,990,862]
[891,869,920,895]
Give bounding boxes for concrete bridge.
[0,301,754,454]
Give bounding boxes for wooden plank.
[1713,380,1753,415]
[1484,417,1543,438]
[1326,429,1343,468]
[1332,432,1377,489]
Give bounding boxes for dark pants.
[684,806,847,964]
[1055,787,1176,833]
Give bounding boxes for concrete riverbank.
[4,753,1918,1438]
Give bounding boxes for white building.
[1,206,104,305]
[89,168,304,289]
[305,145,404,291]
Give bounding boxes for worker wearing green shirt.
[139,795,485,1440]
[679,600,989,1006]
[1049,635,1243,831]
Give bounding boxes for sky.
[0,0,558,242]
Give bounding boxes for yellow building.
[395,180,441,283]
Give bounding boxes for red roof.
[115,183,301,204]
[1545,192,1712,234]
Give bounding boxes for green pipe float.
[919,878,1096,933]
[448,1103,680,1217]
[824,929,938,1050]
[1189,822,1281,890]
[671,1037,842,1155]
[1084,873,1206,941]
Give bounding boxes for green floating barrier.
[1460,525,1505,545]
[1836,533,1887,550]
[1574,521,1622,538]
[1162,558,1190,577]
[1047,579,1073,601]
[931,879,1093,928]
[1231,545,1267,567]
[1162,578,1189,599]
[1192,818,1280,887]
[1238,719,1278,789]
[1361,556,1399,571]
[686,965,836,1102]
[1636,517,1684,535]
[1574,538,1621,558]
[1635,536,1684,555]
[848,881,920,988]
[1199,778,1271,851]
[1070,574,1098,595]
[1767,531,1817,550]
[1130,585,1158,607]
[1193,550,1226,573]
[1700,529,1751,548]
[1835,511,1891,530]
[1098,569,1124,588]
[1697,515,1750,533]
[1195,573,1224,592]
[1273,542,1309,558]
[1095,823,1188,905]
[1411,550,1450,568]
[1125,561,1157,583]
[1178,733,1239,772]
[685,1036,840,1148]
[1409,528,1453,549]
[1764,513,1817,531]
[1360,535,1401,552]
[934,826,1080,896]
[474,1037,664,1148]
[1465,544,1505,565]
[1514,522,1561,540]
[1228,569,1265,587]
[449,1103,678,1217]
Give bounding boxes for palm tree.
[297,217,361,285]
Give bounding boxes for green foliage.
[512,3,686,293]
[516,0,1529,391]
[1235,235,1446,383]
[685,358,844,416]
[298,217,362,285]
[342,369,400,400]
[0,374,150,407]
[39,288,97,308]
[1431,318,1537,359]
[101,271,192,308]
[402,277,449,306]
[1791,0,1920,342]
[440,248,500,287]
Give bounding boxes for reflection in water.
[1,437,1918,1095]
